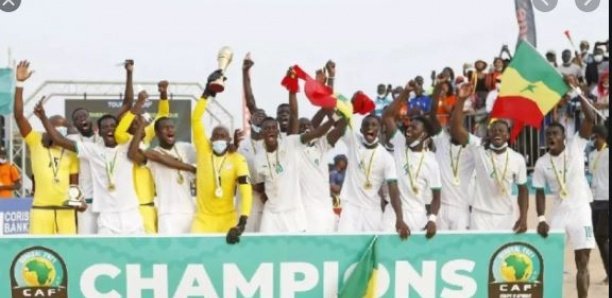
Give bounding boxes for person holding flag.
[533,80,597,298]
[450,82,529,232]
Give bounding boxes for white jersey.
[340,129,398,210]
[533,134,594,212]
[76,142,139,213]
[469,145,527,215]
[432,131,480,208]
[390,132,441,214]
[588,145,609,201]
[147,142,196,216]
[67,133,102,199]
[253,135,305,212]
[299,137,333,209]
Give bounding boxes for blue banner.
[0,198,32,235]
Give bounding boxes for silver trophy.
[65,184,85,207]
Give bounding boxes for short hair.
[547,122,566,135]
[97,114,117,129]
[489,119,511,132]
[71,107,89,120]
[593,125,608,140]
[261,116,277,125]
[334,154,347,164]
[363,114,381,124]
[411,115,434,136]
[154,116,172,132]
[276,103,290,111]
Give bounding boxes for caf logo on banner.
[10,246,68,298]
[488,242,544,298]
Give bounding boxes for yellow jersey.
[25,131,78,206]
[192,98,252,216]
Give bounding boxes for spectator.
[436,81,456,126]
[586,46,610,88]
[558,49,583,80]
[409,81,432,115]
[486,78,502,114]
[329,154,347,202]
[373,84,392,117]
[0,147,21,198]
[579,40,594,65]
[486,57,505,90]
[473,59,489,110]
[546,50,558,68]
[591,71,609,122]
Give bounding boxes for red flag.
[351,91,375,115]
[281,69,300,93]
[287,65,336,108]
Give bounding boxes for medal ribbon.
[47,148,65,182]
[550,152,568,197]
[361,149,376,187]
[450,146,462,183]
[212,154,228,189]
[405,148,425,192]
[489,150,509,194]
[105,150,118,187]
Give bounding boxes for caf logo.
[10,246,68,298]
[488,242,543,298]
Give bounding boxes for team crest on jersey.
[10,246,69,298]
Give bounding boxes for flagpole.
[575,91,606,119]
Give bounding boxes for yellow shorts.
[191,212,237,233]
[29,207,77,235]
[139,204,158,234]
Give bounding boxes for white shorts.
[244,193,264,233]
[78,202,98,235]
[304,204,336,233]
[470,208,515,231]
[337,204,383,233]
[438,204,470,231]
[550,205,596,250]
[381,208,427,232]
[260,207,307,233]
[158,213,193,234]
[97,209,144,235]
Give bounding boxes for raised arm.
[288,72,299,135]
[116,60,134,119]
[32,100,77,152]
[13,61,34,137]
[301,118,334,144]
[325,60,336,91]
[114,90,148,145]
[144,150,196,173]
[449,83,473,145]
[382,81,414,141]
[573,77,596,139]
[127,116,147,165]
[242,54,258,114]
[326,116,348,147]
[428,81,445,136]
[143,80,171,144]
[193,70,222,152]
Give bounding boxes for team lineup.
[11,53,607,296]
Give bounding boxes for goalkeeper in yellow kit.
[191,70,252,243]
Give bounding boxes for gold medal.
[452,176,460,186]
[550,153,568,201]
[405,149,425,197]
[215,187,223,198]
[177,173,185,185]
[108,183,116,191]
[412,186,419,195]
[54,177,60,184]
[560,188,568,199]
[364,181,372,189]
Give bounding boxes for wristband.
[16,81,25,88]
[428,214,437,222]
[538,215,546,223]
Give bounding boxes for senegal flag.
[491,41,570,141]
[338,236,378,298]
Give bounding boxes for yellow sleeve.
[69,153,79,174]
[115,111,135,145]
[235,154,253,217]
[192,97,210,152]
[24,131,41,147]
[144,100,170,145]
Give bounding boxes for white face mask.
[359,134,379,146]
[490,142,508,150]
[55,126,68,137]
[408,136,423,149]
[251,125,261,134]
[212,140,228,154]
[594,55,604,63]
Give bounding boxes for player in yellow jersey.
[114,62,170,234]
[13,61,85,234]
[191,70,252,243]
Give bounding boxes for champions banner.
[0,232,564,297]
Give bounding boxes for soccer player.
[336,114,409,239]
[13,61,82,235]
[450,83,529,232]
[533,91,596,298]
[191,70,253,244]
[382,81,441,238]
[427,81,480,231]
[252,115,335,233]
[67,107,102,234]
[114,73,171,234]
[128,100,197,235]
[588,125,609,283]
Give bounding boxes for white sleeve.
[531,159,546,189]
[467,134,481,146]
[570,133,588,156]
[317,135,331,153]
[428,155,442,189]
[76,141,95,161]
[251,156,264,184]
[390,130,406,151]
[340,127,357,151]
[180,143,197,165]
[383,150,398,181]
[514,153,528,185]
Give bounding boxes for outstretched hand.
[325,60,336,77]
[33,97,47,119]
[124,59,134,72]
[456,82,473,100]
[16,60,34,82]
[242,53,254,72]
[233,129,245,149]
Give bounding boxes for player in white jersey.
[588,125,609,283]
[450,83,529,232]
[533,91,596,298]
[381,82,440,238]
[68,108,103,234]
[129,116,197,234]
[252,116,334,233]
[337,114,409,238]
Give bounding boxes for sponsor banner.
[0,232,564,297]
[64,99,192,143]
[0,198,32,235]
